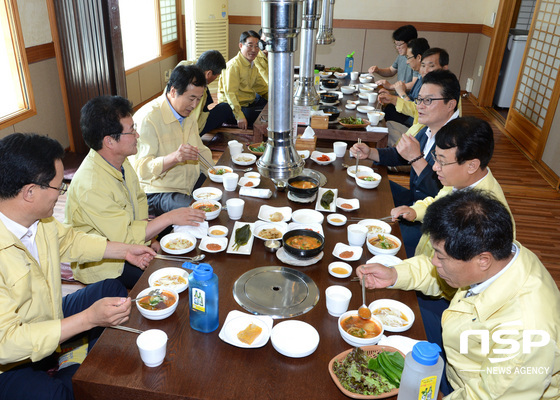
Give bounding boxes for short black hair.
[422,69,461,111]
[80,96,133,151]
[422,47,449,67]
[392,25,418,43]
[422,189,513,261]
[436,117,494,169]
[197,50,226,76]
[166,64,206,95]
[239,30,260,44]
[0,133,64,199]
[408,38,430,58]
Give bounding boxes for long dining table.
[72,148,426,400]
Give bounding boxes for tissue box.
[310,115,329,129]
[295,135,317,152]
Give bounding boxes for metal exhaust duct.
[316,0,335,45]
[258,0,305,180]
[293,0,322,106]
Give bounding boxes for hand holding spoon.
[358,275,372,320]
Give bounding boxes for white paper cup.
[136,329,168,367]
[367,92,378,104]
[367,112,381,126]
[325,285,352,317]
[347,224,368,246]
[333,141,348,158]
[226,198,245,220]
[222,173,239,192]
[229,143,243,157]
[350,71,359,81]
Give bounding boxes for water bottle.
[344,51,355,74]
[314,69,320,89]
[186,262,219,333]
[397,341,444,400]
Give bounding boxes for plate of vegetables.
[247,142,266,156]
[329,346,404,399]
[315,187,338,212]
[338,117,370,129]
[226,222,255,255]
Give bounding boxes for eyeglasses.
[414,97,450,106]
[394,41,406,48]
[35,181,68,195]
[406,55,416,60]
[431,150,458,167]
[121,123,137,135]
[111,123,137,138]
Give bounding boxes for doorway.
[491,0,536,124]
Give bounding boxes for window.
[119,0,178,71]
[0,0,35,129]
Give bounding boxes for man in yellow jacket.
[131,65,214,216]
[0,133,155,399]
[65,96,205,288]
[358,190,560,399]
[218,30,268,130]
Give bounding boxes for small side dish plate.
[198,237,228,253]
[328,262,352,278]
[192,187,223,202]
[160,232,197,255]
[226,222,255,255]
[218,311,273,348]
[297,150,310,160]
[232,153,257,166]
[271,320,320,358]
[148,267,189,293]
[311,151,336,166]
[258,205,293,222]
[368,299,414,332]
[327,213,347,226]
[357,219,391,235]
[332,242,363,261]
[238,177,260,188]
[315,187,338,212]
[347,165,374,179]
[336,198,360,212]
[365,254,402,267]
[253,221,288,240]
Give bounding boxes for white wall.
[16,0,52,46]
[230,0,500,25]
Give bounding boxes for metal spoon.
[131,288,162,302]
[233,167,253,172]
[358,275,372,320]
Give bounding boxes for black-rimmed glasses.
[431,150,458,167]
[414,97,451,106]
[35,181,68,195]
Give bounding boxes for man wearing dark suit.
[351,70,460,207]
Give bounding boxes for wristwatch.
[400,94,407,100]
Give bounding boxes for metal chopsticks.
[108,325,144,334]
[198,152,217,174]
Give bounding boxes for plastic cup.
[347,224,368,246]
[367,92,378,104]
[136,329,167,367]
[325,285,352,317]
[222,173,239,192]
[350,71,359,81]
[367,112,381,126]
[229,143,243,157]
[333,141,347,158]
[226,198,245,220]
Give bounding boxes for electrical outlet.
[164,69,172,81]
[478,66,483,77]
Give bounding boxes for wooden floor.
[206,95,560,286]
